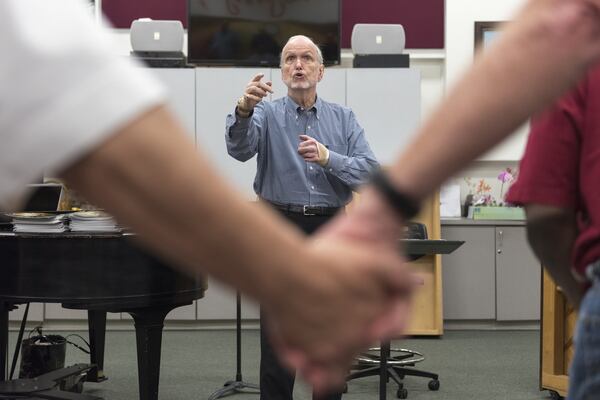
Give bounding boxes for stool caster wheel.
[428,379,440,391]
[397,387,408,399]
[342,383,348,393]
[549,390,563,400]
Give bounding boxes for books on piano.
[9,212,68,233]
[69,211,120,232]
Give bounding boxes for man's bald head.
[280,35,324,66]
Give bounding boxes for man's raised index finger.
[252,73,265,82]
[259,81,274,93]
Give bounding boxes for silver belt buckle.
[303,205,316,216]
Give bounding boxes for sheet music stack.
[69,211,120,232]
[10,213,68,233]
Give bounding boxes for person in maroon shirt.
[506,67,600,400]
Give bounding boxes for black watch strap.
[370,170,420,221]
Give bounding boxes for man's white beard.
[286,79,313,90]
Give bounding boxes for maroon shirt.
[507,67,600,278]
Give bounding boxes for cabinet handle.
[497,230,503,254]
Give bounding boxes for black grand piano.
[0,223,461,400]
[0,231,206,400]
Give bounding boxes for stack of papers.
[69,211,120,232]
[10,212,68,233]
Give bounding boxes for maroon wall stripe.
[102,0,188,28]
[102,0,444,49]
[341,0,444,49]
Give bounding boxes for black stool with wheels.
[344,224,463,399]
[345,341,439,399]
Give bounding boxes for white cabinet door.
[441,226,496,320]
[346,69,421,165]
[44,305,120,320]
[195,67,270,199]
[495,226,541,320]
[442,223,541,322]
[148,68,196,142]
[196,279,259,320]
[9,303,43,322]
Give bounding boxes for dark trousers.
[260,209,342,400]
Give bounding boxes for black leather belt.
[267,201,342,216]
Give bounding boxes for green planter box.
[471,206,525,220]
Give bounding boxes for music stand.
[208,291,260,399]
[401,239,464,258]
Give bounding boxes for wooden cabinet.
[347,192,442,335]
[406,193,443,336]
[540,270,576,398]
[441,222,541,321]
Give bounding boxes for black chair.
[344,222,440,399]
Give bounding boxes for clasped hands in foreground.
[261,188,416,394]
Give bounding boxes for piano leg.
[0,302,8,381]
[128,306,172,400]
[87,310,108,383]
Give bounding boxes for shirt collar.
[285,95,321,118]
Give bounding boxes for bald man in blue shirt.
[226,35,379,400]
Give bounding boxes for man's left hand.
[298,135,329,166]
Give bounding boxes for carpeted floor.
[6,329,555,400]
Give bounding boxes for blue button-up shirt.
[225,96,379,207]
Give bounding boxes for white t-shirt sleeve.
[0,0,167,210]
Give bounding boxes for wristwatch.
[370,170,420,221]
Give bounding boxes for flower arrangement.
[497,167,516,202]
[463,167,518,207]
[464,177,495,206]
